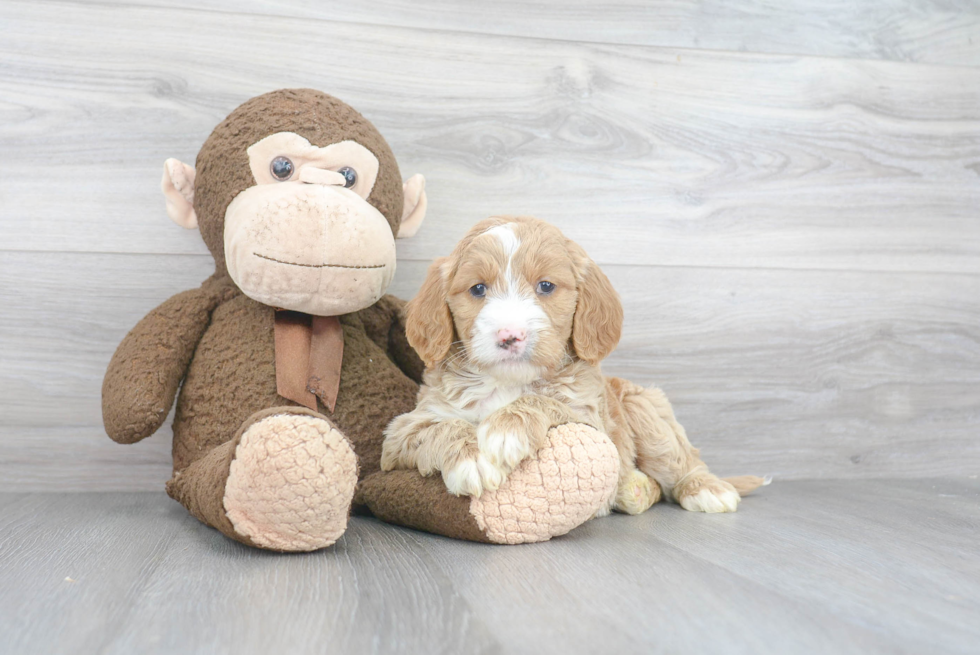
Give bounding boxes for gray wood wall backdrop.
[1,0,978,491]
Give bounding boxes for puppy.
[382,216,766,514]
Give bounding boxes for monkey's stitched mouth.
[253,253,386,270]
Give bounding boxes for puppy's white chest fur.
[470,382,527,422]
[438,365,542,423]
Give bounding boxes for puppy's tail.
[723,475,772,496]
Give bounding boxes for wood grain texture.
[58,0,980,67]
[1,1,978,274]
[424,478,980,655]
[0,1,977,489]
[2,252,977,489]
[2,481,978,654]
[0,493,499,655]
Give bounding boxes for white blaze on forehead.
[483,223,520,293]
[485,224,520,260]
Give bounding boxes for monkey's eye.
[536,281,556,295]
[338,166,357,189]
[469,283,487,298]
[270,156,294,181]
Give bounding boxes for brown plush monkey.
[102,89,619,551]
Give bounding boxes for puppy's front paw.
[477,404,550,472]
[442,454,506,497]
[477,422,533,471]
[675,473,740,513]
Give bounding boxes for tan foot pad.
[224,414,358,551]
[470,423,620,544]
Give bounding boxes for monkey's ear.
[161,158,198,230]
[397,174,427,239]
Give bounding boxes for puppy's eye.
[536,281,556,295]
[338,166,357,189]
[270,156,294,181]
[469,283,487,298]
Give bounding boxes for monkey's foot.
[470,423,620,543]
[223,412,358,551]
[358,423,620,544]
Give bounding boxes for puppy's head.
[406,216,623,374]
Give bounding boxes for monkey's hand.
[102,276,235,444]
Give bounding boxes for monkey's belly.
[171,294,418,476]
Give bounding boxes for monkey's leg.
[357,423,620,545]
[166,406,357,551]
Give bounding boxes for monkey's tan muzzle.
[223,182,397,316]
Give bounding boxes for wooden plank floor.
[1,479,978,654]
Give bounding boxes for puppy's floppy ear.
[570,242,623,366]
[406,257,454,366]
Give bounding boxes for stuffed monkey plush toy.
[102,89,619,551]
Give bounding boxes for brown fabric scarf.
[274,311,344,412]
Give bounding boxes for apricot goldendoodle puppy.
[383,216,766,514]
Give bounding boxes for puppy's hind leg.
[603,381,661,515]
[613,466,661,516]
[613,381,764,513]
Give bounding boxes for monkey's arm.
[360,295,426,383]
[102,276,235,444]
[385,295,426,383]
